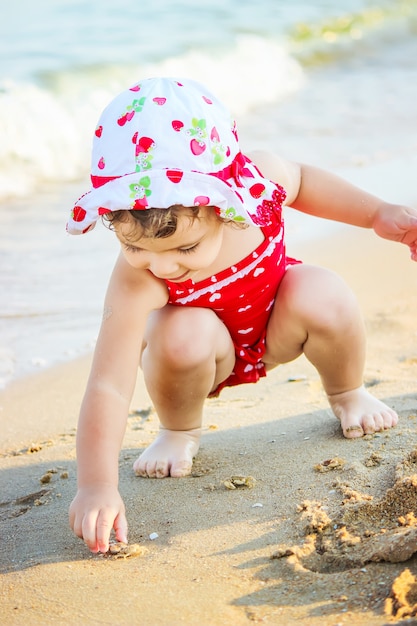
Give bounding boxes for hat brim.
[67,164,282,235]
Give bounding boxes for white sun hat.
[67,76,286,235]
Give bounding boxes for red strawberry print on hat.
[190,139,206,155]
[129,176,151,209]
[118,112,130,126]
[95,125,103,138]
[210,126,220,142]
[172,120,184,132]
[133,135,155,172]
[132,197,148,209]
[136,136,155,153]
[166,170,183,183]
[249,183,266,199]
[98,157,105,170]
[120,110,135,126]
[72,206,87,222]
[117,97,146,126]
[188,118,207,156]
[194,195,210,206]
[210,125,227,165]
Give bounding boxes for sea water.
[1,0,417,386]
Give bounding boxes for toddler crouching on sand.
[68,77,417,552]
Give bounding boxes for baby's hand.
[69,484,128,553]
[373,203,417,261]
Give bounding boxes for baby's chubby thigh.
[263,263,355,367]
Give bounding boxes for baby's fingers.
[82,510,103,553]
[95,509,116,553]
[69,487,126,553]
[114,511,128,545]
[409,243,417,261]
[69,502,89,544]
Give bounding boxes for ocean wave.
[288,0,417,66]
[0,36,304,202]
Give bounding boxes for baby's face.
[116,207,224,282]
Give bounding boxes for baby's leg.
[134,306,235,477]
[264,264,398,438]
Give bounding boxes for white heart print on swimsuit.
[67,77,286,235]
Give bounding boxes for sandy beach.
[1,222,417,626]
[2,1,417,623]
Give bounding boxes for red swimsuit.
[164,204,301,395]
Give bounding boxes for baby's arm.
[250,151,417,260]
[293,164,417,260]
[69,254,168,552]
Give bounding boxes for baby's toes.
[361,413,381,434]
[343,424,364,438]
[133,457,152,477]
[145,460,160,478]
[170,459,193,478]
[382,408,398,429]
[155,460,170,478]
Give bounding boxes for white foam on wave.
[144,35,305,115]
[0,81,100,200]
[0,36,304,202]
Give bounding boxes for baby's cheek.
[124,254,146,270]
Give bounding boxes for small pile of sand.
[272,449,417,574]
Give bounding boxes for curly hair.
[103,205,211,240]
[102,205,245,240]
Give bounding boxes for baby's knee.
[145,307,220,369]
[319,274,361,330]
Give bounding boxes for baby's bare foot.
[328,385,398,439]
[133,427,201,478]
